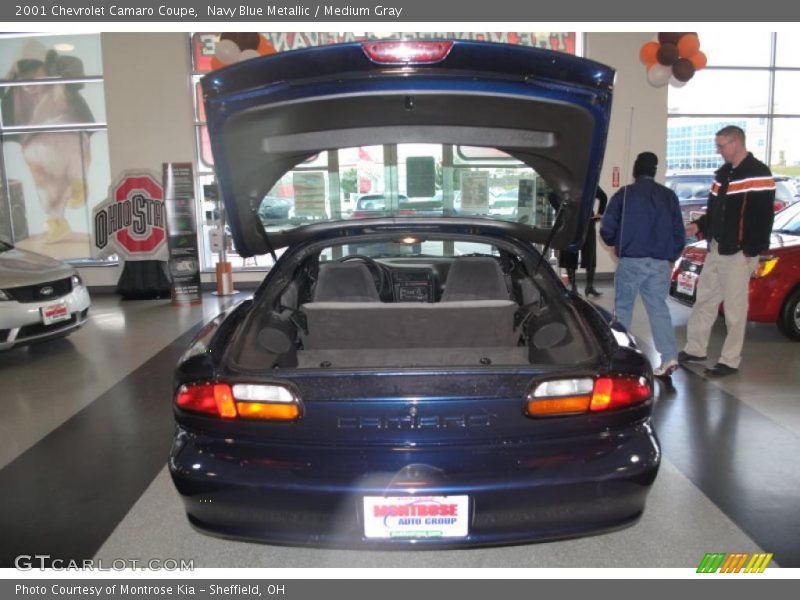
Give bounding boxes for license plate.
[677,271,698,297]
[41,303,69,325]
[363,495,469,539]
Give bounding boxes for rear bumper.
[169,421,660,548]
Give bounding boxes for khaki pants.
[684,244,757,368]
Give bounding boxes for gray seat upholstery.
[440,257,509,301]
[313,262,381,302]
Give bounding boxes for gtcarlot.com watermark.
[15,555,194,571]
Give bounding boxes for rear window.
[256,143,557,233]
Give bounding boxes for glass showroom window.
[190,31,577,271]
[0,34,111,263]
[667,32,800,187]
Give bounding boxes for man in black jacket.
[679,126,775,377]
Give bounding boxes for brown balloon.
[220,32,261,51]
[658,32,683,45]
[657,43,679,66]
[672,58,696,82]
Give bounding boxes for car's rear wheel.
[777,288,800,341]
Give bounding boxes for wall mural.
[0,35,109,261]
[1,48,94,244]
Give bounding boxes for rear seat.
[300,300,519,350]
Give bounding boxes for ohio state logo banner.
[92,170,168,261]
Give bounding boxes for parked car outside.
[670,201,800,340]
[489,190,520,217]
[257,196,293,221]
[666,171,798,224]
[0,240,91,350]
[351,193,409,217]
[170,40,658,548]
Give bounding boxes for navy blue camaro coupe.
[169,40,659,547]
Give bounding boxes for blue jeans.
[614,257,678,363]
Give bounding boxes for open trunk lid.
[202,40,615,256]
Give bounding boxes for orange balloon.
[639,41,660,67]
[689,50,707,70]
[677,33,700,58]
[257,34,277,56]
[210,56,224,70]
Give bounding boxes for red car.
[670,201,800,340]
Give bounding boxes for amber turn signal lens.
[752,257,778,279]
[235,401,300,421]
[526,395,592,416]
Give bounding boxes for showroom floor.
[1,286,799,568]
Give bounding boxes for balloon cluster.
[211,33,276,70]
[640,33,707,88]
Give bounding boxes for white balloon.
[669,75,688,88]
[215,39,240,65]
[647,64,672,87]
[238,49,260,62]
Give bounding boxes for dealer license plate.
[676,271,698,297]
[363,495,469,539]
[41,303,69,325]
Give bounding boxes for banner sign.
[163,162,201,306]
[92,170,167,261]
[192,31,576,72]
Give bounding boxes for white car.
[0,240,91,351]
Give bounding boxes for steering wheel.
[336,254,388,296]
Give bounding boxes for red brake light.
[361,41,454,64]
[175,383,236,418]
[590,377,651,411]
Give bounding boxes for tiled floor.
[1,286,798,568]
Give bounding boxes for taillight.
[752,255,778,279]
[361,41,454,64]
[589,376,651,412]
[526,376,651,417]
[176,383,236,418]
[175,382,301,421]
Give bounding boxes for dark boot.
[567,268,577,293]
[585,268,602,297]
